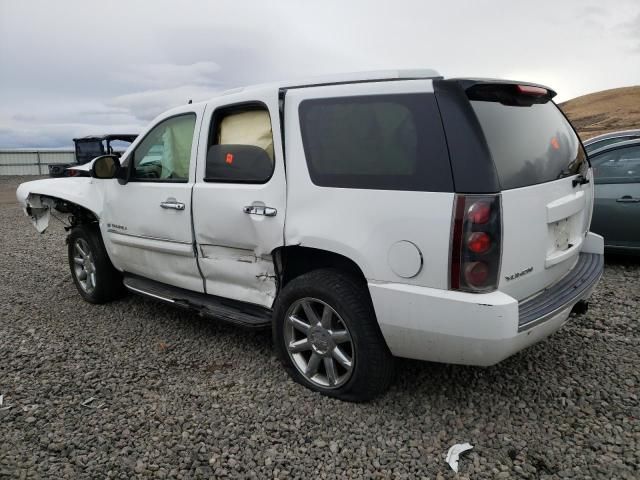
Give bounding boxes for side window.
[298,94,452,191]
[592,145,640,184]
[131,114,196,182]
[204,105,274,183]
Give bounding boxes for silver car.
[589,138,640,254]
[584,129,640,154]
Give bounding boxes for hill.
[559,86,640,140]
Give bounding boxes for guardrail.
[0,150,76,175]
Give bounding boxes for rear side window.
[298,94,452,191]
[470,97,586,190]
[204,104,274,183]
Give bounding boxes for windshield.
[471,99,587,190]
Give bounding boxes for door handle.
[160,198,186,210]
[243,205,277,217]
[616,196,640,203]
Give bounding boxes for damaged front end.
[16,177,103,234]
[22,194,57,233]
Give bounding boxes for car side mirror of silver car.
[91,155,121,179]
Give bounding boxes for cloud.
[578,5,609,18]
[111,61,222,89]
[107,84,222,122]
[621,13,640,52]
[1,0,639,147]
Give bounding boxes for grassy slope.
[559,86,640,140]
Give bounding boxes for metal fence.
[0,150,75,175]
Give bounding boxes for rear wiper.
[572,174,590,188]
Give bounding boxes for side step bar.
[123,274,272,329]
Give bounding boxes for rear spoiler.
[449,78,557,106]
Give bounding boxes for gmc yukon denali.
[17,70,604,401]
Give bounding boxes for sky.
[1,0,639,148]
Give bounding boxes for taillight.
[467,232,491,254]
[516,84,548,96]
[450,194,502,292]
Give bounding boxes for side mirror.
[91,155,121,179]
[204,144,273,183]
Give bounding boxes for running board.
[123,274,272,329]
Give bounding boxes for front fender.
[16,177,104,233]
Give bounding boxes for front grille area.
[518,253,604,331]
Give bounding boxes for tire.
[273,269,395,402]
[67,225,125,304]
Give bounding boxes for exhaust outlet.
[571,300,589,315]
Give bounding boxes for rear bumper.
[518,252,603,331]
[369,250,604,366]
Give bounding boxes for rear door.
[191,87,286,308]
[590,143,640,248]
[462,83,593,301]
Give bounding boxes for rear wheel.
[273,269,395,402]
[67,225,125,304]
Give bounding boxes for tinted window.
[205,105,274,183]
[470,100,586,190]
[76,141,104,156]
[132,114,196,182]
[298,94,452,191]
[591,145,640,184]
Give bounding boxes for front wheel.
[273,269,395,402]
[67,225,125,304]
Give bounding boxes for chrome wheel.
[72,238,96,294]
[284,297,355,389]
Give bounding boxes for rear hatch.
[456,81,592,301]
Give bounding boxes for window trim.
[126,112,197,184]
[203,101,275,184]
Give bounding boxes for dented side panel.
[198,245,277,306]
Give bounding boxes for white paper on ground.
[446,442,473,473]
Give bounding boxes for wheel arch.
[273,245,370,290]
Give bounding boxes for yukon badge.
[505,266,533,281]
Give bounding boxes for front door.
[101,107,204,292]
[590,143,640,248]
[192,89,286,307]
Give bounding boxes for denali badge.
[107,223,127,231]
[505,266,533,281]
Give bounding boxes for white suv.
[17,70,604,401]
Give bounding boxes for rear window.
[76,141,104,156]
[470,98,586,190]
[298,94,452,191]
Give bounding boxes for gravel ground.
[0,175,638,479]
